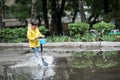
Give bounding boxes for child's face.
[32,25,37,30]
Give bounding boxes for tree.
[0,0,4,28]
[84,0,120,30]
[0,0,3,28]
[3,0,120,33]
[103,0,109,14]
[50,0,65,35]
[79,0,86,22]
[12,0,31,21]
[41,0,49,29]
[103,0,120,29]
[31,0,36,19]
[71,0,79,23]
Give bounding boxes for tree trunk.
[72,0,78,23]
[42,0,49,29]
[50,0,57,34]
[0,0,3,28]
[57,0,65,35]
[50,0,65,35]
[31,0,36,19]
[0,0,3,39]
[103,0,109,14]
[72,10,77,23]
[79,0,86,22]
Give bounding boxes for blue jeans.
[32,47,40,57]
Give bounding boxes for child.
[27,19,44,57]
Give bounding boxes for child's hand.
[34,36,40,40]
[38,35,45,39]
[34,37,39,40]
[34,35,45,40]
[40,35,45,38]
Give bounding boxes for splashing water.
[10,55,54,68]
[9,53,55,80]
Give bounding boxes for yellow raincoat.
[27,24,42,48]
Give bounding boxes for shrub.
[68,22,90,38]
[93,21,115,33]
[0,26,49,43]
[0,27,27,42]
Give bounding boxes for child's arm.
[37,28,45,38]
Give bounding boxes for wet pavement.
[0,41,120,80]
[0,49,120,80]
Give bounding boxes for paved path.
[0,42,120,68]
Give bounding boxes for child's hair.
[31,19,39,25]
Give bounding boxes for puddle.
[0,50,120,80]
[10,55,54,68]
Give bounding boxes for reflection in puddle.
[8,55,55,79]
[71,51,120,69]
[7,67,55,80]
[0,51,120,80]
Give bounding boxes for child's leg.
[32,47,39,57]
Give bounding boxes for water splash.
[30,67,55,79]
[10,55,54,68]
[8,64,55,80]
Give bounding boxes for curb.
[0,42,120,51]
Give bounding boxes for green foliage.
[0,28,27,43]
[103,11,120,29]
[96,61,118,68]
[46,35,83,42]
[0,26,49,43]
[102,34,116,41]
[0,27,117,43]
[93,21,115,33]
[46,35,72,42]
[68,22,90,38]
[38,26,49,35]
[6,0,31,20]
[81,33,95,41]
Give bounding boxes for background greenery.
[1,0,120,35]
[0,22,117,43]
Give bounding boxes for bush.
[0,27,27,43]
[0,26,49,43]
[68,22,90,38]
[93,21,115,33]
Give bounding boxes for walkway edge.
[0,42,120,48]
